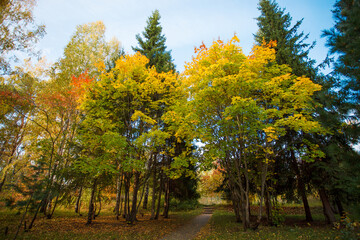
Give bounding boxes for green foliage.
[337,214,359,240]
[0,0,45,74]
[255,0,316,79]
[57,21,120,80]
[323,0,360,101]
[272,202,285,226]
[170,198,200,211]
[132,10,175,73]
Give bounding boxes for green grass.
[195,207,359,240]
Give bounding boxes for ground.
[1,204,359,240]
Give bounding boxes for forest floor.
[0,207,202,240]
[1,204,359,240]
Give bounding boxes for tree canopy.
[0,0,45,75]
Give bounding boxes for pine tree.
[132,10,175,73]
[323,0,360,102]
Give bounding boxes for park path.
[160,206,214,240]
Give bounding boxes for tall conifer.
[255,0,316,79]
[132,10,175,73]
[323,0,360,101]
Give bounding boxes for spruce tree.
[132,10,175,73]
[322,0,360,215]
[255,0,316,79]
[323,0,360,102]
[255,0,360,224]
[133,10,178,218]
[255,0,319,223]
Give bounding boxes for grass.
[194,205,360,240]
[1,203,359,240]
[0,206,202,240]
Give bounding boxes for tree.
[256,0,360,225]
[78,52,179,224]
[0,0,45,75]
[255,0,316,79]
[176,36,323,230]
[255,0,331,223]
[133,9,182,218]
[323,0,360,102]
[49,21,121,217]
[57,21,120,79]
[132,9,175,73]
[0,62,38,193]
[321,0,360,220]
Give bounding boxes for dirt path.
[160,206,214,240]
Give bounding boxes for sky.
[33,0,337,73]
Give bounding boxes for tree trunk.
[114,173,123,219]
[86,180,97,225]
[319,188,336,224]
[150,166,157,220]
[299,179,313,222]
[162,177,170,218]
[265,187,272,225]
[143,182,149,210]
[123,174,131,220]
[129,172,140,224]
[28,199,44,230]
[155,171,163,220]
[335,196,345,217]
[75,186,83,214]
[231,189,241,223]
[290,149,313,222]
[48,194,60,219]
[240,191,249,231]
[14,196,32,240]
[94,193,101,218]
[244,192,250,231]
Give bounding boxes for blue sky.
[34,0,336,72]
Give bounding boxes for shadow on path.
[160,206,214,240]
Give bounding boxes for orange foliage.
[0,89,33,107]
[70,71,93,98]
[37,71,93,110]
[199,165,225,196]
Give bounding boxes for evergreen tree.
[255,0,316,79]
[255,0,360,224]
[132,10,175,73]
[322,0,360,216]
[323,0,360,102]
[255,0,320,223]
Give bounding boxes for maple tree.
[174,36,323,230]
[77,52,180,224]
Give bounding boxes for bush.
[170,199,200,211]
[272,202,285,226]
